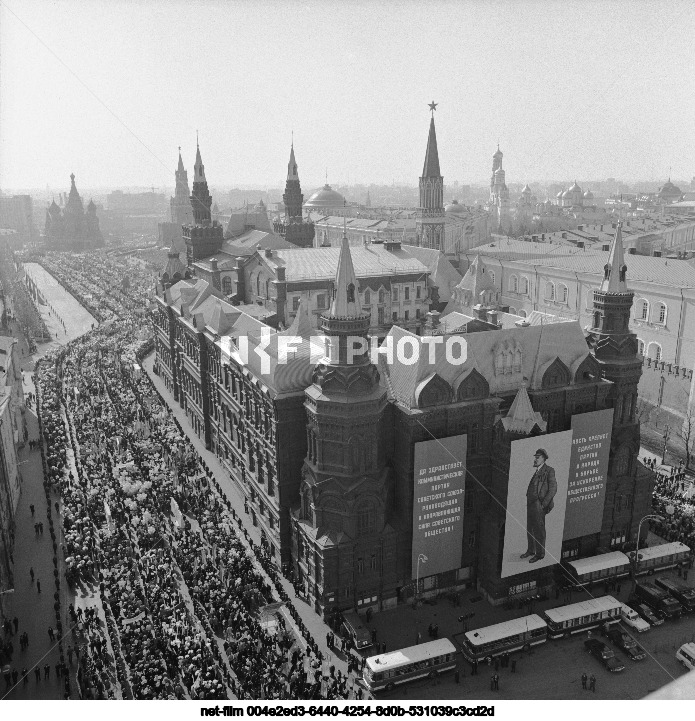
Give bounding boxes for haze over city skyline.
[1,0,694,192]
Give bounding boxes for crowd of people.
[27,249,353,700]
[649,459,695,550]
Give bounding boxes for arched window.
[508,275,518,293]
[509,307,517,314]
[637,339,645,355]
[647,342,662,361]
[559,284,568,303]
[518,309,527,318]
[637,299,649,321]
[520,277,529,295]
[347,283,355,303]
[222,276,232,295]
[545,282,555,300]
[657,302,667,324]
[364,289,371,305]
[357,502,376,535]
[378,289,385,303]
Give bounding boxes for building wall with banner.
[411,435,467,581]
[501,431,573,579]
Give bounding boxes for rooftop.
[466,239,695,288]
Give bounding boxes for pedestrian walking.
[39,522,43,535]
[455,669,460,684]
[30,504,35,516]
[494,673,499,691]
[589,674,596,692]
[416,631,421,644]
[36,579,41,593]
[12,669,18,686]
[67,647,74,664]
[29,567,34,582]
[44,664,50,680]
[13,616,18,632]
[371,628,377,644]
[381,641,386,654]
[22,668,28,686]
[581,672,587,690]
[48,626,55,642]
[34,667,40,683]
[490,674,495,692]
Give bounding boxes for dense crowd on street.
[649,459,695,550]
[25,250,352,700]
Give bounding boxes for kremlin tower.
[415,103,446,251]
[273,142,315,248]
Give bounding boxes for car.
[629,602,664,627]
[624,645,647,662]
[605,628,637,650]
[620,604,650,633]
[584,639,626,673]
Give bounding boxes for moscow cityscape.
[1,0,695,715]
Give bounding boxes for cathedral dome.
[583,189,594,200]
[445,199,467,214]
[304,184,346,209]
[569,181,582,193]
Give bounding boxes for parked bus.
[635,582,682,619]
[361,638,458,693]
[631,541,691,575]
[461,614,548,662]
[542,595,622,639]
[564,551,631,587]
[655,578,695,612]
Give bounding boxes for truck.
[654,578,695,612]
[635,582,682,619]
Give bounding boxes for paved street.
[2,268,97,699]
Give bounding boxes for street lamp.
[630,513,664,593]
[416,553,428,603]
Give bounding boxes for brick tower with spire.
[273,142,315,248]
[171,148,194,228]
[183,138,223,266]
[586,222,654,548]
[416,103,446,251]
[291,230,397,615]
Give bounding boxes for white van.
[676,643,695,670]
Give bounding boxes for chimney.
[602,244,610,251]
[628,247,636,254]
[424,310,440,332]
[265,248,273,257]
[473,303,488,321]
[577,241,584,249]
[486,309,498,326]
[577,225,584,231]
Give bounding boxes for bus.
[564,551,631,587]
[542,595,622,639]
[461,614,548,662]
[631,541,691,575]
[361,638,458,693]
[655,578,695,612]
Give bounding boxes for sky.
[1,0,694,192]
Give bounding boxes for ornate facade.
[154,224,655,615]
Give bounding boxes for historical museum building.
[155,220,655,615]
[44,174,103,250]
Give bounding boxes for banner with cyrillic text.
[411,434,467,580]
[563,408,614,540]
